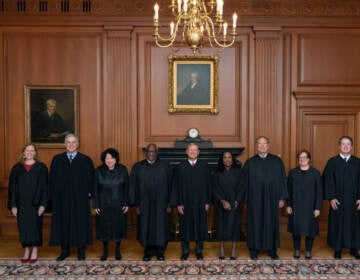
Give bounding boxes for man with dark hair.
[323,135,360,259]
[242,136,288,260]
[48,134,94,261]
[171,143,211,260]
[129,143,172,261]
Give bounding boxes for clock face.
[188,128,199,138]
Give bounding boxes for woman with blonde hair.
[8,143,48,263]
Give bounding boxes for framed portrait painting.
[168,55,219,114]
[24,85,79,148]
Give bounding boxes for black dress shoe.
[77,248,86,261]
[293,250,300,259]
[56,252,70,261]
[269,252,279,260]
[334,251,342,259]
[77,252,86,260]
[180,253,189,260]
[230,256,237,260]
[196,252,204,260]
[142,255,151,261]
[100,251,108,261]
[305,251,312,260]
[350,250,360,259]
[219,256,225,260]
[250,253,258,260]
[157,255,165,261]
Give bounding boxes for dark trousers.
[292,235,314,251]
[61,245,70,254]
[249,248,276,255]
[61,245,85,254]
[145,245,166,257]
[181,240,203,254]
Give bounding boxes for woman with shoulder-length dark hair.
[92,148,129,261]
[213,151,244,260]
[286,150,322,259]
[8,143,48,263]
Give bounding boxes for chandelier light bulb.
[223,22,227,36]
[170,21,175,35]
[154,3,159,20]
[232,13,237,28]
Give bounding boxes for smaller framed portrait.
[24,85,79,148]
[168,54,219,114]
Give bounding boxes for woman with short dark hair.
[286,150,322,259]
[213,151,244,260]
[93,148,129,261]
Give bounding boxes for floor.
[0,230,347,261]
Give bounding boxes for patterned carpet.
[1,258,359,279]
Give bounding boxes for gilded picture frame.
[24,85,79,148]
[168,55,219,114]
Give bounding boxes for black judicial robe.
[287,166,323,238]
[323,155,360,250]
[49,152,94,247]
[213,166,244,241]
[8,162,48,246]
[243,154,288,250]
[32,111,69,142]
[93,164,129,242]
[171,160,211,241]
[129,159,171,247]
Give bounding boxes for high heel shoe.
[21,258,29,263]
[219,256,225,260]
[28,258,38,263]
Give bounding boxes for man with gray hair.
[242,136,288,260]
[48,134,94,261]
[171,143,211,260]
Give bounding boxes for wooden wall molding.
[104,33,134,167]
[134,27,252,155]
[291,91,360,167]
[2,1,360,238]
[2,0,360,17]
[253,28,284,157]
[2,28,104,175]
[292,29,360,93]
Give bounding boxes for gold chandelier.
[153,0,237,53]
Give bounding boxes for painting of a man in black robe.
[168,55,219,114]
[177,65,210,106]
[25,85,79,147]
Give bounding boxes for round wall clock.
[188,127,199,138]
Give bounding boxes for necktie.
[345,157,348,162]
[69,154,73,162]
[191,161,195,167]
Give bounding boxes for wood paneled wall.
[1,0,360,237]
